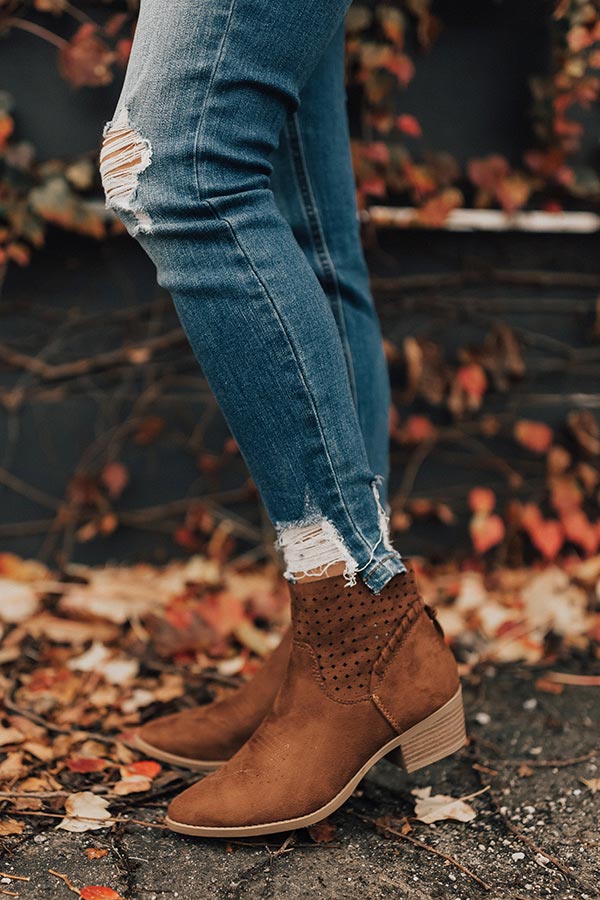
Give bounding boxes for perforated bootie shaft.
[291,566,424,701]
[165,565,466,838]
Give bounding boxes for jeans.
[100,0,406,592]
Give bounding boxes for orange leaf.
[124,760,161,779]
[550,476,583,515]
[468,488,496,515]
[80,888,124,900]
[520,502,543,533]
[470,513,505,555]
[454,363,487,410]
[561,509,599,556]
[416,188,463,227]
[397,415,437,444]
[529,520,564,561]
[514,420,553,454]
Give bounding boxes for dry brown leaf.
[307,819,337,843]
[0,726,25,747]
[0,752,26,783]
[0,579,39,622]
[412,787,477,824]
[24,613,118,645]
[0,818,24,836]
[111,775,152,796]
[85,848,109,860]
[581,777,600,793]
[57,792,115,833]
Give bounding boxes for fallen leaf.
[80,888,124,900]
[0,818,24,835]
[0,579,39,622]
[122,760,161,779]
[0,726,25,747]
[0,751,26,783]
[66,757,109,774]
[57,792,115,833]
[111,775,152,796]
[307,819,337,843]
[85,848,109,860]
[581,777,600,793]
[412,786,477,824]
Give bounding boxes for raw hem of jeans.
[360,553,407,594]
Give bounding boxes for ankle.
[291,561,346,583]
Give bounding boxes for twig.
[0,875,29,883]
[48,870,80,896]
[487,749,598,769]
[9,811,167,830]
[0,467,60,510]
[0,328,186,381]
[3,17,68,49]
[545,672,600,687]
[470,747,597,893]
[357,814,491,891]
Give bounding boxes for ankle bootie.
[134,629,292,769]
[165,566,466,836]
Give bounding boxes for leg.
[100,0,404,591]
[270,24,392,499]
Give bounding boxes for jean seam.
[193,0,238,201]
[285,112,358,407]
[202,196,379,563]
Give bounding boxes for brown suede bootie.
[134,629,292,769]
[165,566,465,836]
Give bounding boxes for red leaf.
[514,420,554,454]
[470,513,505,555]
[397,114,422,138]
[468,488,496,515]
[66,757,108,773]
[456,363,487,404]
[80,888,124,900]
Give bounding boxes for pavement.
[2,661,598,900]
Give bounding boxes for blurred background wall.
[1,0,599,569]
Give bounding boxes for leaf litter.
[0,550,597,896]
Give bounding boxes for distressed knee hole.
[100,108,153,232]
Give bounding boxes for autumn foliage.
[1,1,600,266]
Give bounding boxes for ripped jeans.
[99,0,406,593]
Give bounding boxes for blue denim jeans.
[100,0,406,592]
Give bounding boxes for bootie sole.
[165,687,467,837]
[133,733,225,771]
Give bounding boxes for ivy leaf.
[470,513,505,555]
[514,420,554,454]
[59,24,115,88]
